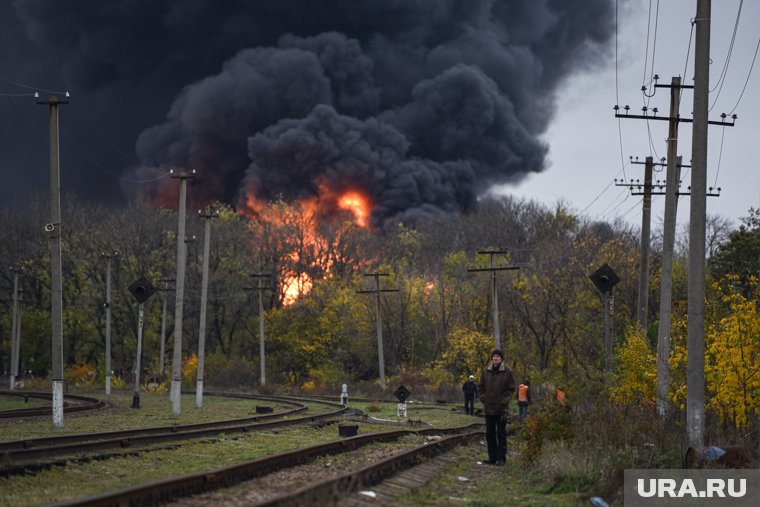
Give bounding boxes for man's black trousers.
[484,414,507,462]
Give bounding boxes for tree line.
[1,195,758,431]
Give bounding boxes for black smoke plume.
[1,0,614,226]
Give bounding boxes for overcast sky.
[509,0,760,229]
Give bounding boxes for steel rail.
[48,423,482,507]
[0,391,105,418]
[2,396,343,463]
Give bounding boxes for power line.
[0,75,68,95]
[708,0,743,111]
[728,37,759,114]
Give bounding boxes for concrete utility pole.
[37,92,68,428]
[615,70,729,420]
[688,0,711,448]
[357,273,398,391]
[617,157,665,330]
[101,251,117,395]
[656,77,688,421]
[9,266,20,390]
[637,157,654,329]
[467,250,519,350]
[195,207,219,408]
[157,279,174,376]
[169,169,195,417]
[245,273,272,387]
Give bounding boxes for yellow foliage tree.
[704,275,760,429]
[609,326,656,407]
[668,275,760,429]
[439,326,494,378]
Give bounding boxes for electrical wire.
[709,0,744,112]
[683,19,695,82]
[0,75,68,96]
[71,143,172,183]
[712,125,726,190]
[614,0,628,183]
[642,0,654,87]
[641,0,661,99]
[728,37,759,114]
[69,109,142,165]
[619,197,644,220]
[599,187,630,219]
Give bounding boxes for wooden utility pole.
[195,207,218,408]
[467,250,519,350]
[37,92,68,428]
[245,274,272,387]
[358,273,398,391]
[169,170,194,417]
[688,0,711,448]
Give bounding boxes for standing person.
[477,349,515,466]
[517,380,531,421]
[462,374,477,415]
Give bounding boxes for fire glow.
[244,188,372,305]
[338,191,370,227]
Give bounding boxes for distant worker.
[462,374,477,415]
[555,386,566,406]
[477,349,515,466]
[516,380,531,421]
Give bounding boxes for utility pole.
[9,265,20,390]
[157,278,174,376]
[688,0,711,448]
[615,71,730,420]
[467,250,519,350]
[195,206,219,408]
[245,273,272,387]
[617,157,667,329]
[169,169,195,417]
[357,273,398,391]
[101,251,117,395]
[37,92,68,428]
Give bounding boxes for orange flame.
[243,186,372,306]
[338,191,370,227]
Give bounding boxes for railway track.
[48,423,482,507]
[0,393,344,472]
[0,390,105,419]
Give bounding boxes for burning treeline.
[243,190,375,305]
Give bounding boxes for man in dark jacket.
[477,349,515,465]
[462,375,477,415]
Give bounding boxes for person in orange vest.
[516,380,531,421]
[555,386,566,406]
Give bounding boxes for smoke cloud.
[2,0,615,225]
